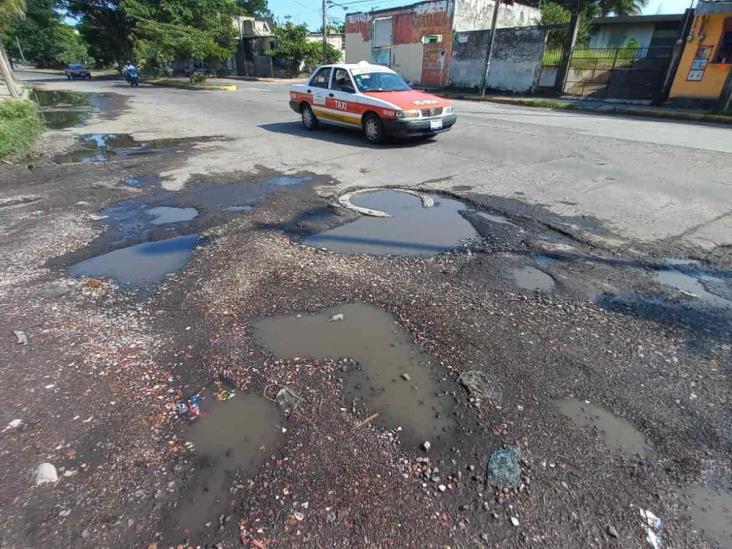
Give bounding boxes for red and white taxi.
[289,61,456,144]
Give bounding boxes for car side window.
[331,69,354,93]
[310,67,332,89]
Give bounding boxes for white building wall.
[453,0,541,32]
[345,32,372,63]
[392,42,424,82]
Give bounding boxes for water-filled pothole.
[681,485,732,546]
[33,90,120,129]
[165,392,281,543]
[654,269,732,309]
[556,399,651,458]
[509,265,555,292]
[54,134,176,164]
[123,175,162,188]
[252,303,454,445]
[304,190,479,255]
[67,234,199,287]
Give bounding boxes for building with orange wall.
[669,0,732,108]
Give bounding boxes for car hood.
[361,90,452,110]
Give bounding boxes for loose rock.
[34,463,58,486]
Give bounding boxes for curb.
[148,81,239,92]
[441,93,732,126]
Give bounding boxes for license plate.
[430,119,443,130]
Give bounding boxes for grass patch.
[149,78,236,91]
[0,100,44,160]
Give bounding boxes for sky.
[269,0,698,30]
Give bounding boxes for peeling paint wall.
[454,0,540,32]
[449,26,547,92]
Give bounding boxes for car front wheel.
[362,113,385,144]
[301,104,318,130]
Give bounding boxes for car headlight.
[443,105,454,114]
[396,109,421,119]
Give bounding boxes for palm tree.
[0,0,26,97]
[598,0,648,17]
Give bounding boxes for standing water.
[252,303,454,444]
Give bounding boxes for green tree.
[123,0,238,76]
[66,0,134,68]
[271,21,340,74]
[541,1,597,49]
[2,0,90,67]
[237,0,271,17]
[598,0,647,16]
[0,0,25,19]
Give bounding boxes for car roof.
[318,61,395,73]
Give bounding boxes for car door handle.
[306,89,311,94]
[328,93,334,97]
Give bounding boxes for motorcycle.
[125,67,139,87]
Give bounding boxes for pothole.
[54,134,178,164]
[164,392,281,543]
[67,234,200,288]
[123,175,162,188]
[251,303,454,445]
[33,90,121,129]
[509,265,555,292]
[304,189,479,255]
[654,268,732,309]
[680,485,732,547]
[556,399,652,458]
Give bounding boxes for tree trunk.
[0,42,21,98]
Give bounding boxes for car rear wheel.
[362,113,385,144]
[301,104,318,130]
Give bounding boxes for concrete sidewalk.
[438,91,732,126]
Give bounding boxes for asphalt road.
[3,71,731,548]
[20,71,732,253]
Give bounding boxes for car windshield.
[69,64,83,69]
[352,71,410,92]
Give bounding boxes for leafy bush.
[0,100,44,160]
[190,70,208,84]
[271,22,341,75]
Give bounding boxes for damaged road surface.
[1,74,731,549]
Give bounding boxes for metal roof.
[591,14,685,25]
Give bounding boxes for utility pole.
[479,0,501,97]
[322,0,328,64]
[554,0,581,94]
[0,45,21,98]
[16,37,26,65]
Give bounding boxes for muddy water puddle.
[304,190,479,255]
[681,485,732,546]
[54,134,177,164]
[66,174,314,287]
[556,399,651,458]
[67,234,199,287]
[252,303,454,445]
[33,90,119,129]
[165,392,281,543]
[654,268,732,309]
[123,175,162,187]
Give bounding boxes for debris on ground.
[271,387,302,412]
[422,441,431,452]
[458,370,502,402]
[174,393,202,422]
[486,448,522,489]
[510,516,520,526]
[13,330,28,345]
[639,508,662,549]
[34,463,58,486]
[214,381,235,401]
[607,525,619,538]
[4,419,22,432]
[328,313,344,322]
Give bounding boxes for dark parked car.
[65,64,91,80]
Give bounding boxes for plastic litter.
[329,313,344,322]
[486,447,522,489]
[274,387,302,412]
[639,508,662,549]
[175,393,202,422]
[13,330,28,345]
